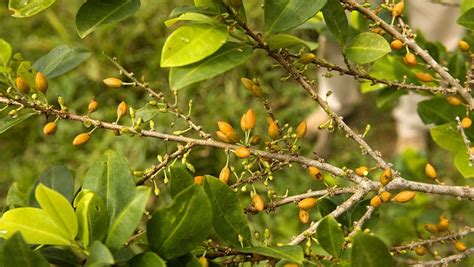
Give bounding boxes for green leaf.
[417,98,465,125]
[318,198,337,217]
[237,245,304,264]
[346,33,391,64]
[0,39,12,66]
[170,42,253,90]
[169,166,194,198]
[75,0,141,38]
[461,0,474,14]
[129,252,166,267]
[375,88,406,108]
[170,6,219,18]
[0,208,71,245]
[135,104,160,122]
[165,12,217,27]
[147,184,212,259]
[264,0,327,34]
[8,0,55,17]
[35,184,78,240]
[430,122,465,152]
[267,34,319,50]
[202,176,251,247]
[455,150,474,178]
[167,253,201,267]
[33,45,91,78]
[161,24,228,67]
[457,8,474,30]
[105,186,150,251]
[0,111,36,134]
[352,233,394,267]
[322,0,349,46]
[85,241,115,267]
[83,150,136,221]
[37,246,82,266]
[17,61,36,89]
[75,191,108,248]
[194,0,224,12]
[317,216,344,258]
[29,165,74,207]
[2,232,49,267]
[361,55,414,93]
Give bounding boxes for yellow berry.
[462,117,472,129]
[355,166,369,176]
[198,256,208,267]
[437,215,449,232]
[394,191,416,203]
[404,52,417,67]
[299,53,316,64]
[380,191,392,202]
[73,133,90,146]
[117,101,128,118]
[447,96,462,106]
[295,120,307,138]
[103,77,122,88]
[194,175,204,185]
[16,76,30,94]
[217,121,239,143]
[308,166,322,181]
[370,196,382,208]
[268,121,280,139]
[392,1,404,17]
[424,223,438,234]
[241,77,254,91]
[252,194,265,212]
[415,245,426,256]
[88,99,98,114]
[235,146,251,159]
[250,84,263,97]
[459,40,470,52]
[35,72,48,94]
[240,108,256,131]
[216,131,231,143]
[425,163,437,179]
[219,166,230,184]
[43,122,57,136]
[415,72,433,83]
[297,198,317,210]
[455,241,467,252]
[299,209,309,224]
[390,39,403,50]
[380,168,393,186]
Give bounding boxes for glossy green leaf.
[417,98,465,125]
[83,150,136,221]
[8,0,55,17]
[75,0,141,38]
[33,45,91,78]
[17,61,36,89]
[352,233,394,267]
[170,42,253,90]
[165,12,217,27]
[166,253,201,267]
[461,0,474,14]
[267,34,319,50]
[75,191,108,248]
[37,246,82,266]
[346,33,391,64]
[105,186,150,251]
[237,245,304,264]
[35,184,78,240]
[0,208,70,245]
[170,6,219,18]
[203,176,251,247]
[0,111,36,134]
[322,0,349,46]
[0,39,12,66]
[318,198,337,217]
[85,241,115,267]
[430,122,465,152]
[147,184,212,259]
[317,216,344,257]
[28,165,75,207]
[457,8,474,30]
[2,232,49,267]
[361,55,414,93]
[129,252,166,267]
[455,150,474,178]
[169,166,194,198]
[264,0,327,34]
[135,104,160,122]
[161,24,228,67]
[194,0,224,12]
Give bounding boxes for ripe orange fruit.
[380,168,392,186]
[390,39,403,50]
[235,147,251,159]
[415,245,426,256]
[103,77,122,88]
[194,175,204,185]
[404,52,417,67]
[295,120,307,138]
[415,72,433,83]
[297,198,317,209]
[73,133,90,146]
[16,76,30,94]
[308,166,322,180]
[380,191,392,202]
[35,72,48,94]
[370,196,382,208]
[355,166,369,176]
[447,96,462,106]
[394,191,416,203]
[299,53,316,64]
[462,117,472,129]
[425,163,437,179]
[455,241,467,252]
[43,122,57,136]
[392,1,404,17]
[424,223,438,234]
[268,121,279,139]
[219,166,230,184]
[459,40,470,52]
[117,101,128,118]
[299,209,309,224]
[88,99,98,113]
[252,194,265,212]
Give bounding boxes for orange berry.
[299,209,309,224]
[35,72,48,94]
[355,166,369,176]
[380,191,392,202]
[394,191,416,203]
[437,215,449,232]
[424,223,438,234]
[216,131,231,143]
[235,146,251,159]
[217,121,239,143]
[392,1,404,17]
[194,175,204,185]
[404,52,417,67]
[415,72,433,83]
[308,166,322,180]
[240,108,256,131]
[447,96,462,106]
[73,133,90,146]
[455,241,467,252]
[252,194,265,212]
[425,163,437,180]
[390,39,403,50]
[268,121,279,139]
[462,117,472,129]
[43,122,57,136]
[295,120,307,138]
[250,84,263,97]
[117,101,128,118]
[198,255,208,267]
[380,168,393,186]
[88,99,98,113]
[103,77,122,88]
[370,196,382,208]
[241,77,254,91]
[219,166,230,184]
[299,53,316,64]
[297,198,317,210]
[415,245,426,256]
[15,76,30,94]
[459,40,470,52]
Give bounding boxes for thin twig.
[412,247,474,266]
[455,116,474,164]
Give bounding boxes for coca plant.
[1,0,474,266]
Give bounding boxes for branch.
[412,247,474,266]
[346,206,375,240]
[456,116,474,164]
